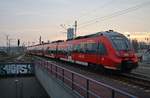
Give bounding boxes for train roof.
[74,30,124,40]
[51,40,64,43]
[27,30,124,48]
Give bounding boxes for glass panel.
[86,43,97,54]
[98,43,107,55]
[111,36,132,51]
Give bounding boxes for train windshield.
[111,36,132,51]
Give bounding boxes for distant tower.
[67,28,74,40]
[17,39,20,47]
[74,20,77,38]
[39,36,42,44]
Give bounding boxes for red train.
[27,30,138,72]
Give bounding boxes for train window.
[51,50,54,54]
[67,44,73,55]
[73,43,87,53]
[59,48,63,54]
[98,43,107,55]
[73,45,76,52]
[50,49,56,54]
[111,36,132,51]
[86,43,97,54]
[75,44,81,53]
[73,44,80,53]
[80,43,86,53]
[68,44,73,51]
[48,50,51,54]
[63,48,67,54]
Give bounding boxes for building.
[67,28,75,40]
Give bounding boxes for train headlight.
[116,52,121,57]
[124,53,129,57]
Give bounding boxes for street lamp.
[15,79,19,98]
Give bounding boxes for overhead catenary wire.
[64,0,115,27]
[78,1,150,29]
[75,0,114,21]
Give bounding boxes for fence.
[35,60,137,98]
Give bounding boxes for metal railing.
[35,60,138,98]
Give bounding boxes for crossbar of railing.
[35,60,138,98]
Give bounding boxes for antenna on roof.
[109,30,114,32]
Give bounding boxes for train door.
[97,42,107,68]
[67,43,73,62]
[45,47,49,57]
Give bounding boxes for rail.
[121,73,150,89]
[122,73,150,82]
[35,60,138,98]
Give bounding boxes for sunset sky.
[0,0,150,46]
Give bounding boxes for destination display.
[0,63,34,75]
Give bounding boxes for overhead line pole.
[6,35,9,53]
[74,21,77,38]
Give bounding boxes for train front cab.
[108,34,138,72]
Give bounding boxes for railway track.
[0,56,16,62]
[121,73,150,90]
[0,54,29,62]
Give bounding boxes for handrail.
[35,60,138,98]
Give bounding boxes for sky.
[0,0,150,46]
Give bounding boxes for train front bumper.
[117,61,138,72]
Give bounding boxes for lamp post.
[15,79,19,98]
